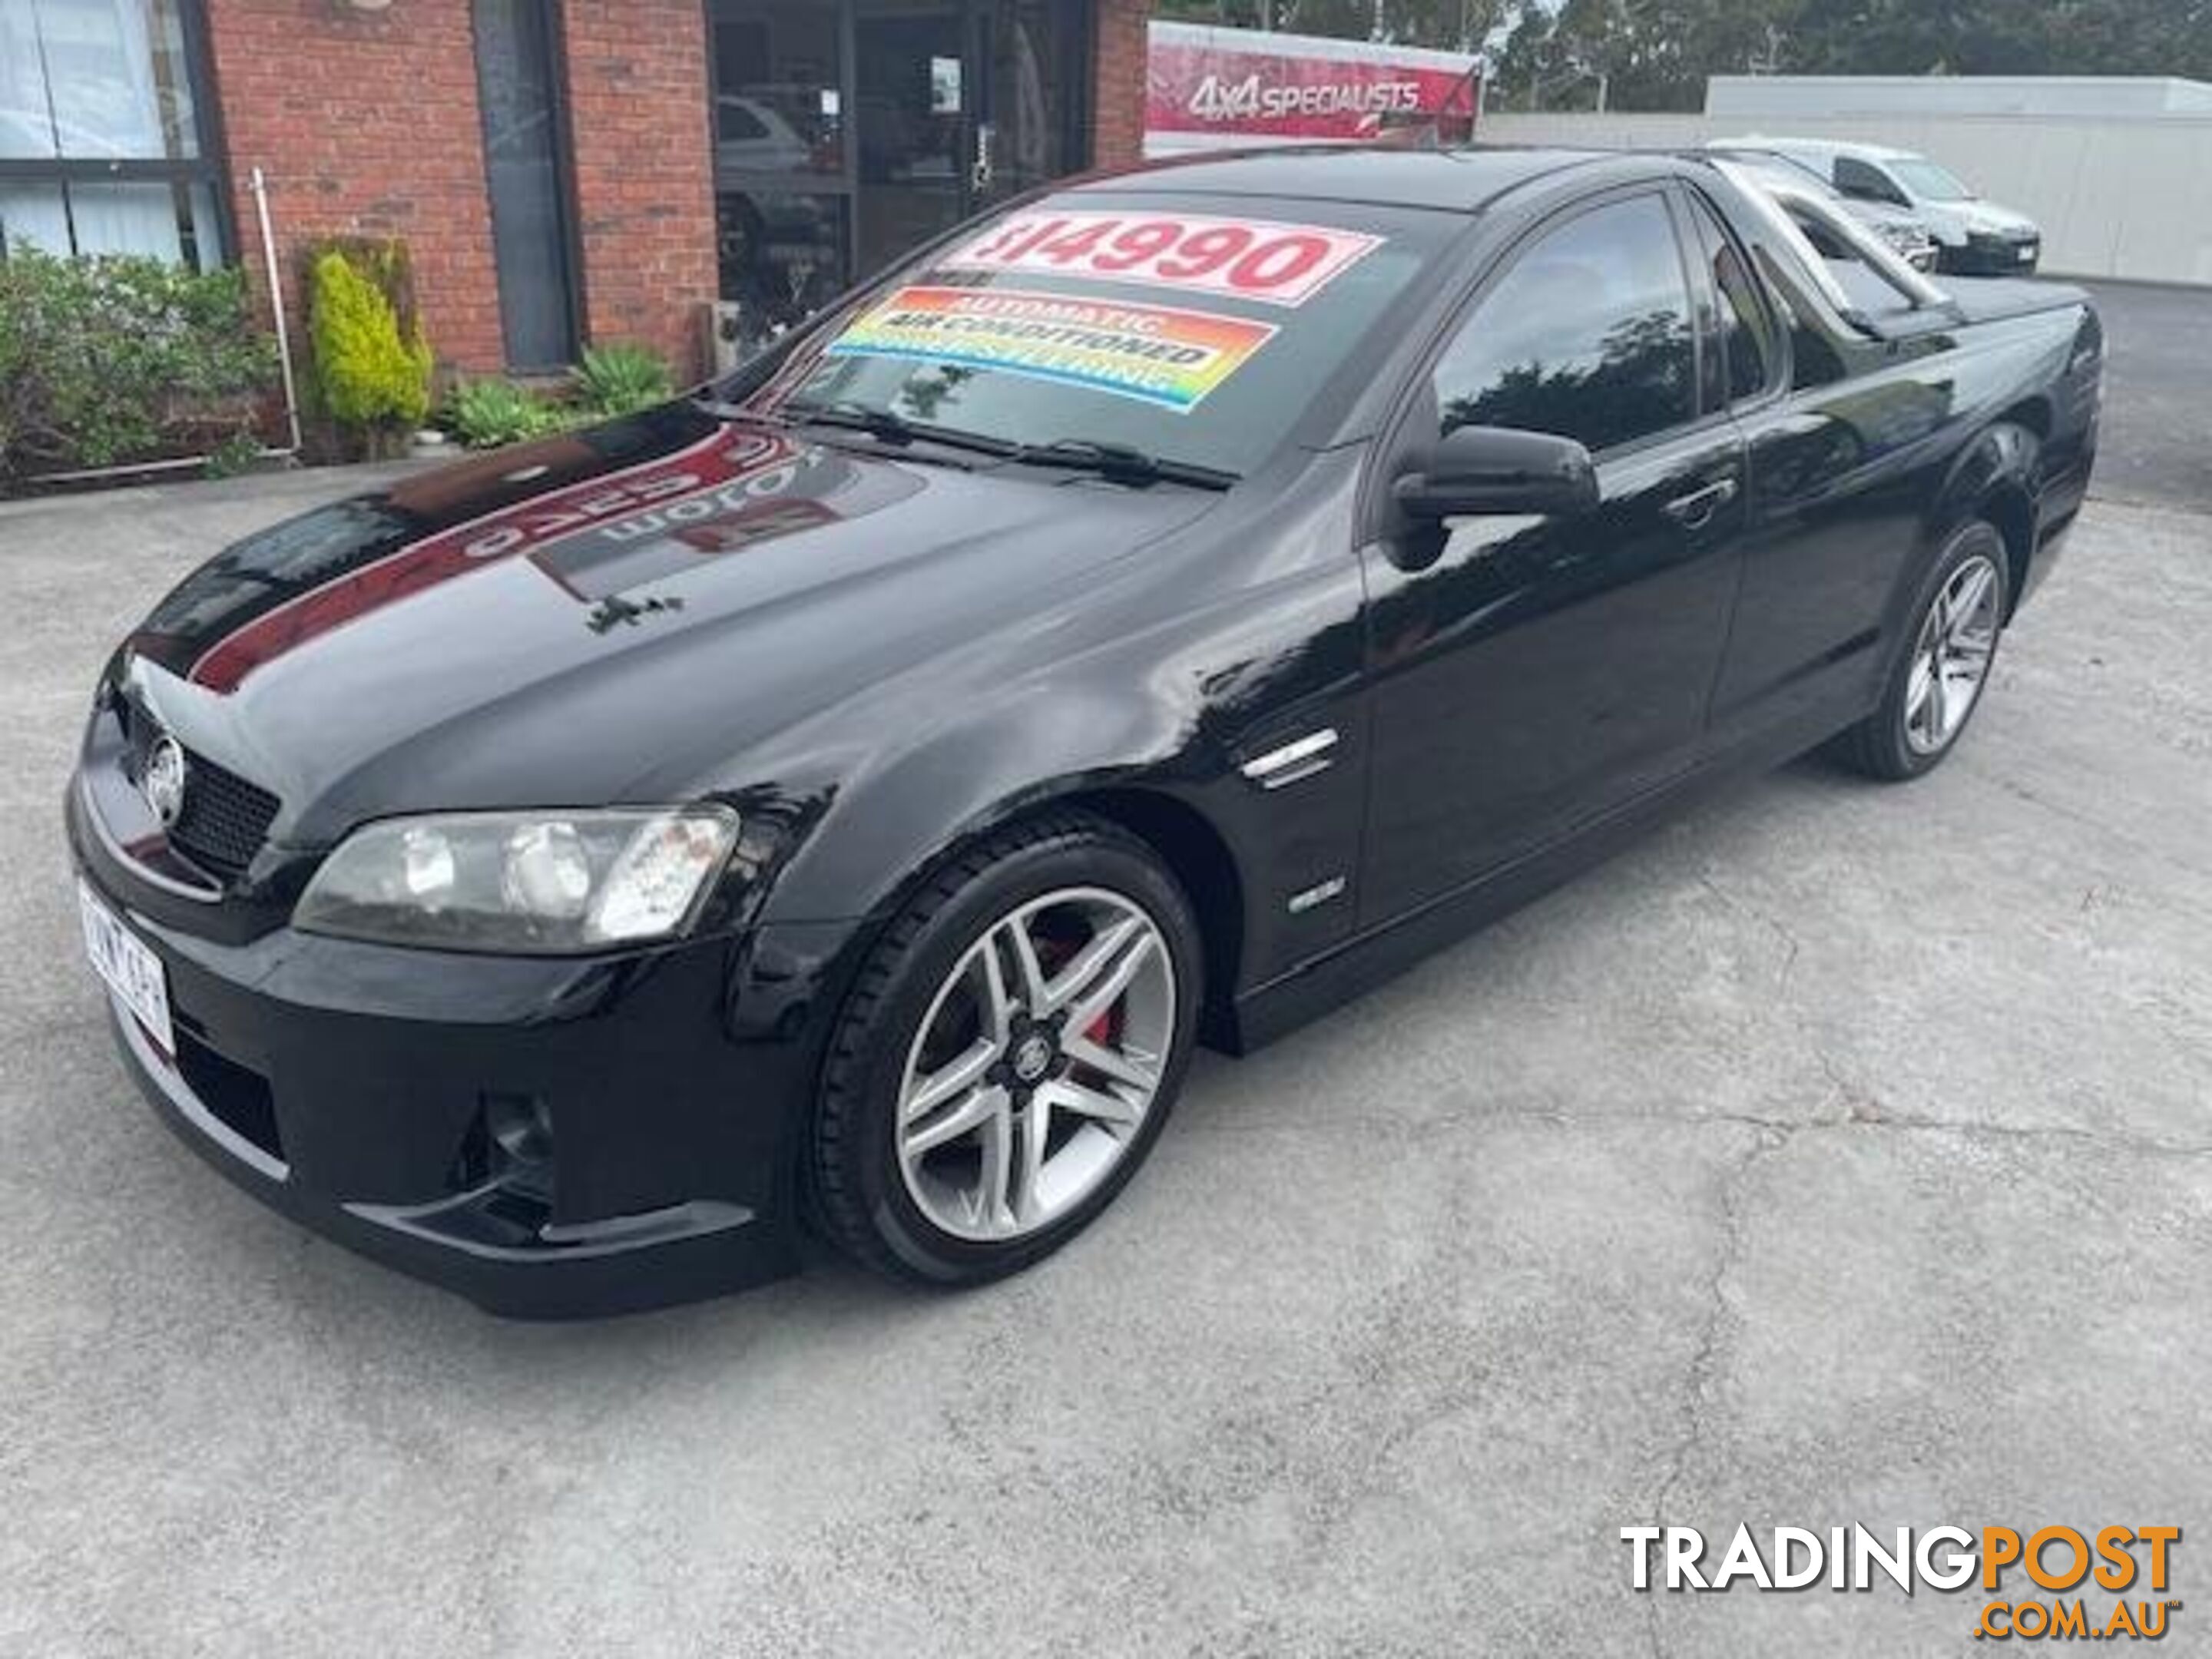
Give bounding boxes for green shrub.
[203,430,265,479]
[571,342,674,417]
[0,248,278,485]
[307,244,432,449]
[443,378,571,450]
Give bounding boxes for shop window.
[0,0,226,267]
[709,0,850,334]
[473,0,581,369]
[706,0,1083,336]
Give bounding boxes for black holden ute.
[69,147,2101,1316]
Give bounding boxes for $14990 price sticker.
[939,210,1382,307]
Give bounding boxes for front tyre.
[1833,519,2009,781]
[812,813,1201,1286]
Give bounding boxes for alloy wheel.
[895,886,1176,1243]
[1903,553,2002,756]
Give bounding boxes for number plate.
[78,879,173,1054]
[2016,243,2036,262]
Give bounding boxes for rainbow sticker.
[825,286,1277,413]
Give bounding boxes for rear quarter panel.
[1712,300,2088,740]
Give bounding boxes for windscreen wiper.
[780,399,1022,461]
[1010,438,1238,492]
[687,395,794,426]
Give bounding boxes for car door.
[1358,186,1750,924]
[1683,185,1945,741]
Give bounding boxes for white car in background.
[714,94,817,175]
[1719,136,2041,274]
[1705,142,1939,270]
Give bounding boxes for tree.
[1492,0,1815,110]
[1168,0,2212,103]
[1779,0,2212,79]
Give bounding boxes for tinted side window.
[1687,197,1773,403]
[1770,283,1846,389]
[1432,194,1695,454]
[1834,156,1903,205]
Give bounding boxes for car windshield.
[741,190,1452,479]
[1889,157,1973,201]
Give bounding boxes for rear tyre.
[811,813,1201,1286]
[1833,518,2010,782]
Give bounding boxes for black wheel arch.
[757,753,1253,1053]
[1048,786,1245,1048]
[1926,416,2042,625]
[803,804,1207,1282]
[905,782,1243,1047]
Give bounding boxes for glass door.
[474,0,580,369]
[852,0,975,280]
[970,0,1072,211]
[852,0,1076,260]
[708,0,852,333]
[712,0,1084,315]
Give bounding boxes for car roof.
[1704,146,1841,186]
[1726,135,1918,162]
[1071,144,1621,214]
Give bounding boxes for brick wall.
[201,0,506,374]
[559,0,718,377]
[200,0,1142,385]
[1091,0,1149,171]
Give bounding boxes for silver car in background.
[1707,141,1940,271]
[1715,136,2041,274]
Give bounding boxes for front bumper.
[1944,233,2041,274]
[68,779,854,1318]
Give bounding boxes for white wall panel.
[1474,111,2212,285]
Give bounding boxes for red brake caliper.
[1041,932,1119,1050]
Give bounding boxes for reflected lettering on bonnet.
[185,431,913,693]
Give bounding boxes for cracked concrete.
[1643,1124,1784,1659]
[3,446,2210,1654]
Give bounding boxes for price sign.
[826,286,1277,412]
[939,211,1382,307]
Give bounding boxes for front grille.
[117,697,281,882]
[170,754,281,880]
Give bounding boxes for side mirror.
[1393,426,1598,522]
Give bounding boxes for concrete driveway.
[2077,281,2212,512]
[4,456,2210,1654]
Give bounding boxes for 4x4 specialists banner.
[1144,20,1479,151]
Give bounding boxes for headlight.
[294,806,740,952]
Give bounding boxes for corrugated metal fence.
[1475,111,2212,286]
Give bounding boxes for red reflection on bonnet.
[186,431,795,694]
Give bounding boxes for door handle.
[1662,475,1739,529]
[972,123,996,194]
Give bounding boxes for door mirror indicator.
[1393,426,1600,522]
